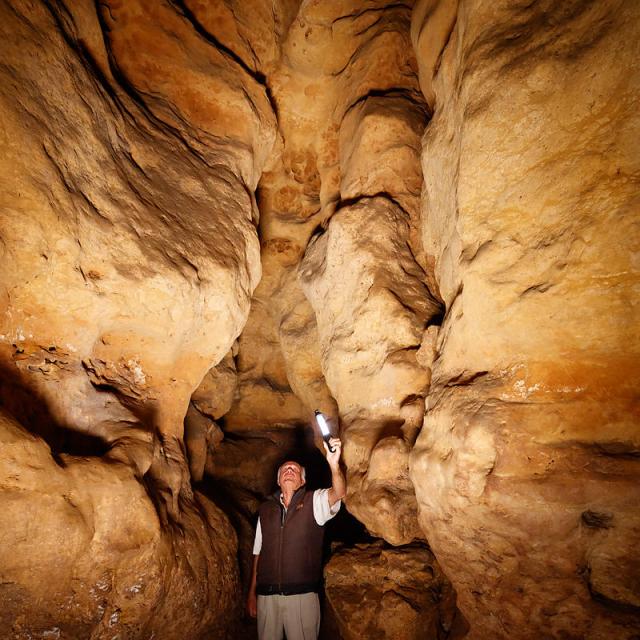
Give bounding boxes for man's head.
[277,460,306,492]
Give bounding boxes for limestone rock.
[0,409,239,639]
[0,0,276,514]
[300,197,434,420]
[410,0,640,637]
[256,1,442,547]
[227,0,437,446]
[277,268,339,422]
[300,197,440,545]
[191,349,238,422]
[181,0,300,77]
[339,93,429,269]
[184,406,224,484]
[186,350,237,481]
[324,541,457,640]
[2,1,638,638]
[0,0,274,635]
[223,289,309,431]
[205,1,442,553]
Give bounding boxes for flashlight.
[315,410,335,452]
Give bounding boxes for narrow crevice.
[342,86,431,121]
[445,370,490,387]
[168,0,279,121]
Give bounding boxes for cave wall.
[410,0,640,637]
[0,0,277,507]
[0,0,275,636]
[0,408,239,639]
[0,0,638,639]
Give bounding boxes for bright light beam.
[314,410,335,452]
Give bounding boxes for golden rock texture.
[227,0,443,548]
[324,541,458,639]
[410,0,640,638]
[0,0,275,508]
[1,0,638,638]
[0,0,273,636]
[0,408,239,639]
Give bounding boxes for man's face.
[278,461,304,492]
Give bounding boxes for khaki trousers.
[257,593,320,640]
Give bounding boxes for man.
[247,437,345,640]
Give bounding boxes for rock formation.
[324,541,458,639]
[410,1,640,637]
[0,0,638,638]
[0,0,273,636]
[0,408,239,639]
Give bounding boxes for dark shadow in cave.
[0,355,110,460]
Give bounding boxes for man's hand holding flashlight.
[315,410,346,505]
[323,437,342,469]
[324,438,345,507]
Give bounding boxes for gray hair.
[277,461,306,485]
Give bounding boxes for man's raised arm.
[324,437,346,507]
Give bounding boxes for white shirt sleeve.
[253,517,262,555]
[313,488,341,526]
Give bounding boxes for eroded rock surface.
[0,409,239,639]
[324,541,458,640]
[410,0,640,637]
[0,0,276,512]
[185,349,237,482]
[1,0,638,638]
[0,0,274,635]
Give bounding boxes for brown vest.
[256,488,325,595]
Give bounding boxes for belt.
[256,582,319,596]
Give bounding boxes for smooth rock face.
[324,541,457,640]
[410,0,640,638]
